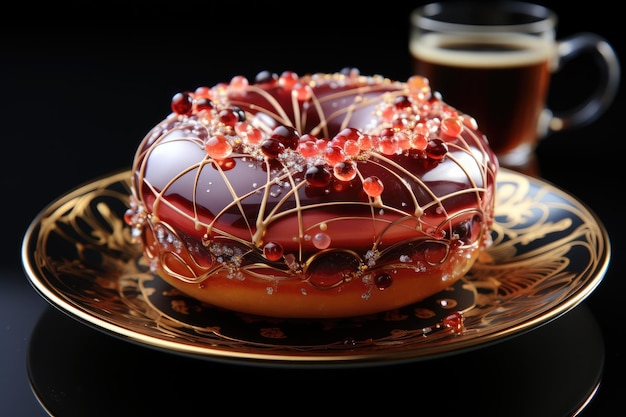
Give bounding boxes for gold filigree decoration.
[22,169,609,362]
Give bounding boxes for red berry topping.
[305,165,332,187]
[171,91,193,115]
[312,232,331,249]
[270,125,300,150]
[260,138,285,158]
[298,140,319,158]
[441,116,463,138]
[217,108,240,127]
[278,71,299,89]
[229,75,249,93]
[333,160,357,181]
[255,70,278,85]
[335,127,361,142]
[205,135,233,160]
[263,242,283,261]
[362,176,384,198]
[394,95,412,110]
[323,145,346,165]
[425,138,448,160]
[442,311,465,333]
[194,97,214,112]
[375,273,393,289]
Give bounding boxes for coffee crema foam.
[410,33,556,69]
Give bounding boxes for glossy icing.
[126,69,498,317]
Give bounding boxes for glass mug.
[410,1,621,169]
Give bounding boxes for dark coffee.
[410,34,553,157]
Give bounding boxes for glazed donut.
[126,69,498,318]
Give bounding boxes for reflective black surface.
[27,302,603,416]
[2,1,623,415]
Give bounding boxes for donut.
[125,69,498,318]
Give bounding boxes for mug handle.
[541,33,621,136]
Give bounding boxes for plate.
[21,169,610,367]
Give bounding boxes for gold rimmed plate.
[21,169,610,367]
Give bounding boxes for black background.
[2,1,623,415]
[1,1,623,249]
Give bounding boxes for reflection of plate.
[27,304,605,416]
[21,169,610,366]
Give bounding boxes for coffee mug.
[410,1,621,169]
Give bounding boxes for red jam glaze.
[127,69,498,318]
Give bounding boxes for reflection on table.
[28,303,603,417]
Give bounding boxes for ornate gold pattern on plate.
[21,169,610,365]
